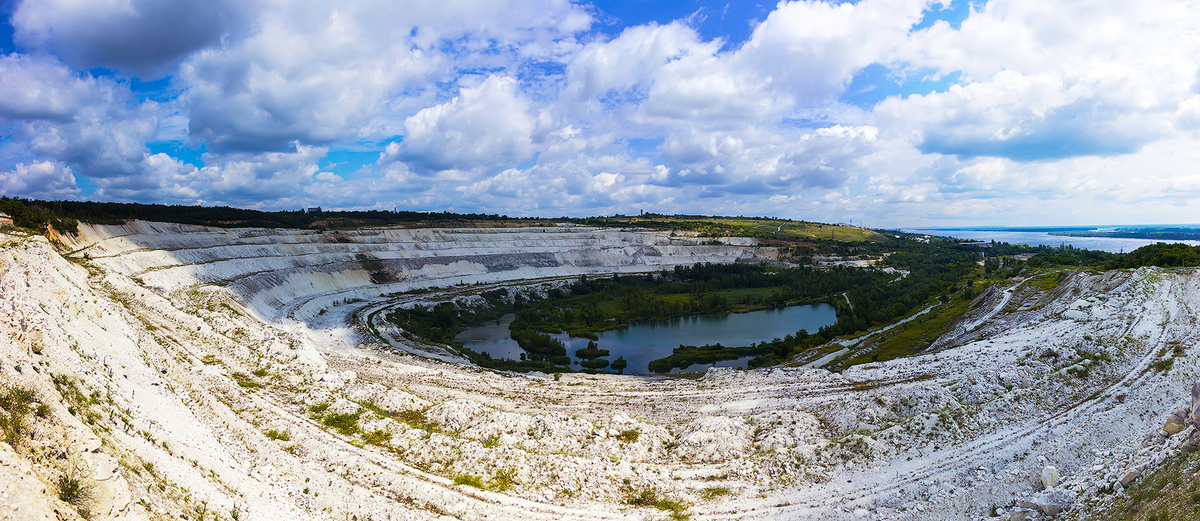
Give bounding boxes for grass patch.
[615,429,640,443]
[490,468,518,492]
[699,486,731,500]
[321,412,362,436]
[230,372,261,389]
[1093,445,1200,520]
[625,488,691,520]
[453,474,485,488]
[201,354,220,365]
[1153,358,1175,372]
[362,429,391,446]
[265,429,290,441]
[842,298,971,368]
[0,385,35,447]
[57,463,97,517]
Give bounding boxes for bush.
[57,464,96,516]
[454,474,485,488]
[322,412,361,435]
[362,429,391,445]
[490,468,517,492]
[580,358,609,369]
[0,385,35,446]
[265,429,290,441]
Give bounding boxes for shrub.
[490,468,517,492]
[580,358,609,370]
[265,429,290,441]
[57,464,96,516]
[0,385,35,446]
[231,373,260,389]
[322,412,361,436]
[454,474,485,488]
[625,488,690,519]
[616,429,640,443]
[362,429,391,446]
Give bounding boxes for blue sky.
[1,0,1199,226]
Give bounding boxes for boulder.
[1118,469,1141,487]
[1000,507,1037,521]
[1163,410,1189,435]
[1040,465,1060,489]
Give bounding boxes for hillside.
[0,222,1198,520]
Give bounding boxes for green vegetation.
[321,411,362,436]
[611,356,628,373]
[362,429,392,446]
[699,486,731,500]
[0,197,79,233]
[624,487,690,520]
[1092,444,1200,520]
[0,196,532,232]
[840,298,972,368]
[56,463,97,517]
[568,214,885,244]
[230,372,261,389]
[453,474,485,488]
[648,343,768,373]
[0,384,36,446]
[1107,242,1200,269]
[490,468,518,492]
[615,429,640,443]
[265,429,290,441]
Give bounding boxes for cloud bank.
[1,0,1198,226]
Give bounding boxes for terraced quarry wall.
[62,222,775,324]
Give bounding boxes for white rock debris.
[0,222,1198,520]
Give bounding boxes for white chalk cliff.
[0,222,1197,520]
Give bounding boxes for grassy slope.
[573,216,888,243]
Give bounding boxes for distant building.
[307,207,323,214]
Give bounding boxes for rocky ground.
[1,222,1198,520]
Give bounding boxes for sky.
[0,0,1199,226]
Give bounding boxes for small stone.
[1164,410,1189,435]
[1118,469,1141,487]
[1041,465,1060,489]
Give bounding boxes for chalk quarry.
[1,221,1198,520]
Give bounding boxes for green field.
[568,215,888,243]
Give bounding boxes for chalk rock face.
[0,444,56,521]
[426,399,491,433]
[677,416,753,463]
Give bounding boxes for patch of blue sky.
[512,152,540,171]
[0,5,14,54]
[73,173,99,196]
[622,137,664,157]
[589,0,770,51]
[318,143,393,178]
[147,142,206,168]
[911,0,985,31]
[840,63,961,108]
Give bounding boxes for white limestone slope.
[2,223,1199,521]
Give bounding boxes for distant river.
[453,303,837,375]
[904,229,1200,254]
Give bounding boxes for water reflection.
[453,303,837,374]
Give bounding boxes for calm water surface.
[905,229,1200,253]
[453,303,837,374]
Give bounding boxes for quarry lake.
[454,303,838,374]
[906,228,1200,253]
